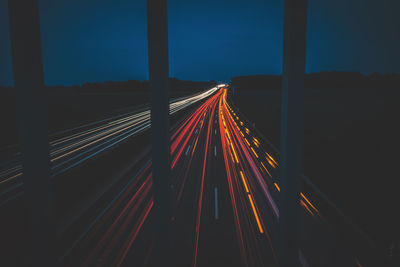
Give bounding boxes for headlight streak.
[171,92,222,231]
[55,85,359,266]
[3,83,332,265]
[0,86,220,206]
[61,87,224,266]
[193,93,219,267]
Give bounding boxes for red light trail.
[59,86,343,267]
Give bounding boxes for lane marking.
[214,187,219,220]
[185,145,191,156]
[215,129,217,135]
[214,146,217,157]
[195,129,198,134]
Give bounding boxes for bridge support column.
[278,0,308,266]
[8,0,56,266]
[146,0,172,266]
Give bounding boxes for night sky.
[1,0,399,86]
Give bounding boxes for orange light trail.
[266,152,278,165]
[301,193,320,214]
[300,199,315,217]
[193,93,219,267]
[248,194,264,234]
[250,147,259,158]
[217,93,248,266]
[260,162,272,177]
[274,183,280,192]
[240,171,249,193]
[230,143,239,163]
[266,157,276,168]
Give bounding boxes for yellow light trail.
[240,171,249,193]
[260,162,272,177]
[248,194,264,234]
[266,157,276,168]
[301,193,319,214]
[225,129,232,141]
[250,147,259,158]
[266,152,278,165]
[300,199,315,216]
[274,182,280,192]
[229,150,235,163]
[230,143,239,163]
[245,139,250,146]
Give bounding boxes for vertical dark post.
[8,0,56,266]
[278,0,308,266]
[146,0,171,265]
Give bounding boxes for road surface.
[0,85,382,266]
[0,87,218,207]
[58,87,366,266]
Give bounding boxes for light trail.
[193,94,218,267]
[219,89,321,220]
[247,194,264,234]
[215,88,339,265]
[61,83,364,267]
[0,86,219,206]
[60,88,224,266]
[1,83,363,266]
[218,90,277,265]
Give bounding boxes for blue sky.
[1,0,398,86]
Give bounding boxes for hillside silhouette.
[232,72,400,90]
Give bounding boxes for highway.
[51,86,368,267]
[0,87,218,207]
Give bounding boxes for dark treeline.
[80,78,216,93]
[231,72,400,90]
[0,78,217,94]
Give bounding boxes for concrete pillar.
[8,0,56,266]
[146,0,172,265]
[278,0,308,266]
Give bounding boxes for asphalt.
[0,86,386,267]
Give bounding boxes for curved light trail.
[0,84,362,266]
[0,87,219,206]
